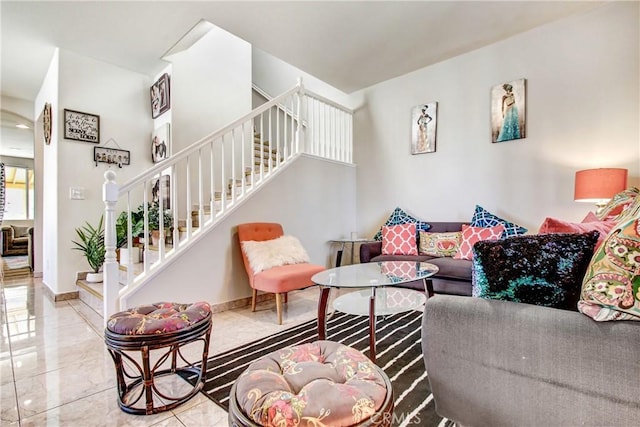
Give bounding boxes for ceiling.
[2,1,605,102]
[1,1,605,159]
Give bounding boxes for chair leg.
[284,292,288,304]
[275,293,283,325]
[251,289,257,312]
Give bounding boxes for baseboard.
[209,292,275,314]
[41,281,79,302]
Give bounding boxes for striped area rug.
[196,309,453,427]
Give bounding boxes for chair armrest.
[359,241,382,263]
[422,295,640,426]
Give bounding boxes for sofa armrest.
[359,241,382,263]
[422,295,640,426]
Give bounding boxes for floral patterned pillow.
[418,231,461,257]
[578,209,640,321]
[595,187,640,221]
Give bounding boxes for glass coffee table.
[312,261,439,363]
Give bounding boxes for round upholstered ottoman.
[104,301,212,415]
[229,340,394,427]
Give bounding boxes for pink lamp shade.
[574,168,628,203]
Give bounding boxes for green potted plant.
[72,215,106,283]
[145,203,173,246]
[116,210,144,265]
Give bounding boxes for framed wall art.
[151,123,170,163]
[491,78,526,143]
[150,73,170,119]
[64,109,100,143]
[94,147,130,168]
[151,175,171,209]
[411,102,438,154]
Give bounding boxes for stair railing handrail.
[120,83,301,195]
[304,89,354,115]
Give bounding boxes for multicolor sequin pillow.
[418,231,461,257]
[373,207,431,241]
[578,210,640,321]
[473,232,599,311]
[595,187,640,221]
[470,205,527,238]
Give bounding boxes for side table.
[329,237,376,267]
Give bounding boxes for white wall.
[253,47,360,110]
[354,3,639,237]
[35,49,59,284]
[170,26,252,151]
[126,155,356,307]
[53,50,153,295]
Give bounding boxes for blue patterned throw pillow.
[471,205,527,238]
[472,231,599,311]
[373,207,431,241]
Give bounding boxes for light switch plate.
[69,187,85,200]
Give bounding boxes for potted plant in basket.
[116,210,144,265]
[72,215,106,283]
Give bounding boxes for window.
[4,165,34,220]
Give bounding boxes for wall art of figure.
[411,102,438,154]
[491,78,526,143]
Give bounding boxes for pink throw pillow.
[453,224,505,260]
[537,217,615,250]
[382,223,418,256]
[581,212,600,223]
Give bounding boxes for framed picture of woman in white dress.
[491,78,526,143]
[411,102,438,154]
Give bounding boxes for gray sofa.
[359,221,472,296]
[422,295,640,426]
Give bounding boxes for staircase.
[87,80,352,321]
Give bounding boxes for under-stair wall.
[123,154,356,308]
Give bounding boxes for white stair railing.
[102,79,353,320]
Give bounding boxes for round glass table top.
[311,261,439,289]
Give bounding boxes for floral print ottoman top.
[107,301,211,335]
[234,340,390,427]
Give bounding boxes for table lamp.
[574,168,628,214]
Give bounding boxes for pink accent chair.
[237,223,325,325]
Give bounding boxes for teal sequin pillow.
[471,205,527,238]
[472,231,599,311]
[373,207,431,241]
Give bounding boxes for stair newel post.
[103,170,120,326]
[296,77,305,155]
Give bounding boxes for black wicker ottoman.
[104,301,212,415]
[229,340,394,426]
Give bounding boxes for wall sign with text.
[64,109,100,143]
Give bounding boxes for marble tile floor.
[1,274,327,426]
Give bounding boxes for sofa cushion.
[419,231,461,257]
[538,216,615,250]
[472,232,599,311]
[382,223,417,256]
[470,205,527,238]
[11,225,30,238]
[578,201,640,321]
[595,187,639,221]
[453,224,504,260]
[373,207,431,241]
[371,254,434,263]
[427,257,473,281]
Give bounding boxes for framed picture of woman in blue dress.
[491,78,526,143]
